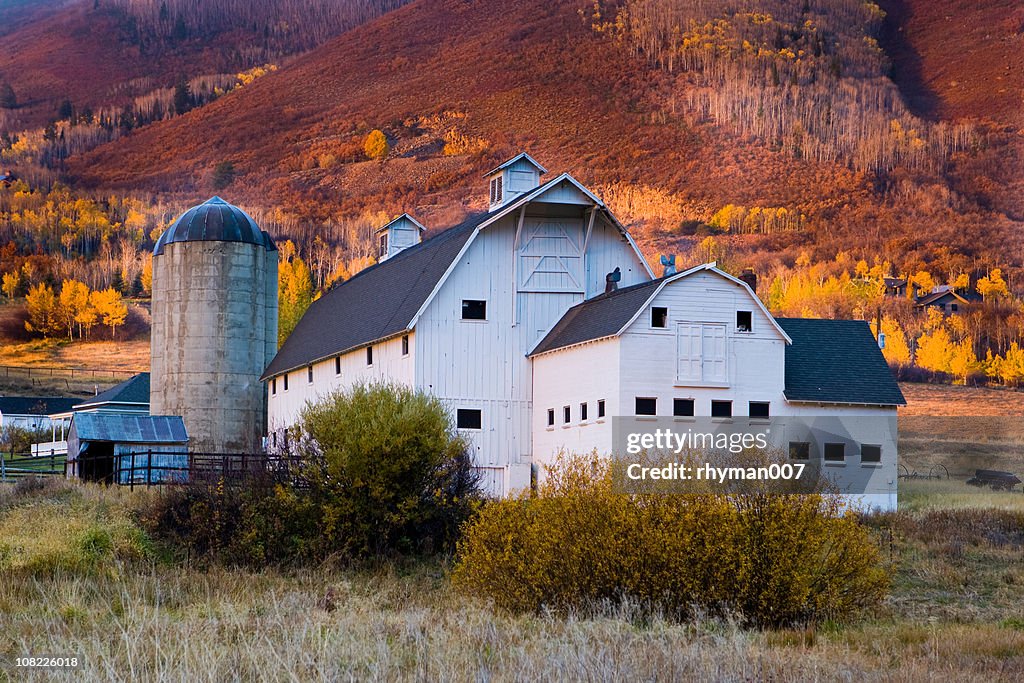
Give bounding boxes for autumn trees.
[23,281,127,340]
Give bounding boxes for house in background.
[262,153,904,508]
[915,286,973,315]
[883,277,907,298]
[0,396,80,435]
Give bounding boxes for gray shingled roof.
[74,373,150,410]
[530,279,664,355]
[775,318,905,406]
[72,413,188,444]
[0,396,81,416]
[261,214,484,379]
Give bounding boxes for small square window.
[711,400,732,418]
[378,233,388,257]
[402,335,409,356]
[580,402,588,421]
[950,303,958,312]
[749,401,770,419]
[457,409,482,430]
[547,409,555,427]
[462,299,487,320]
[737,311,752,332]
[307,365,314,383]
[597,399,606,418]
[283,374,289,391]
[366,346,373,365]
[824,443,846,462]
[861,445,881,463]
[651,306,668,328]
[271,378,277,395]
[789,442,810,460]
[635,397,657,416]
[673,398,694,417]
[335,356,341,375]
[563,406,571,424]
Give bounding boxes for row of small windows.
[270,334,411,395]
[789,442,882,464]
[548,400,607,426]
[650,306,753,333]
[634,398,770,419]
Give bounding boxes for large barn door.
[676,322,727,385]
[517,220,583,293]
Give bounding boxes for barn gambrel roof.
[262,172,651,380]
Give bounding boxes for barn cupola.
[484,152,547,211]
[375,213,427,262]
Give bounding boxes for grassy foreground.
[0,481,1021,682]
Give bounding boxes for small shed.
[68,413,188,484]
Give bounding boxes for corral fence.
[0,365,141,381]
[87,450,309,490]
[0,451,66,482]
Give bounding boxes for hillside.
[63,0,1022,276]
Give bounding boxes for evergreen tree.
[0,83,16,109]
[172,78,192,115]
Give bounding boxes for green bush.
[145,383,481,565]
[452,453,889,627]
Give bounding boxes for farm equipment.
[898,464,949,481]
[965,469,1022,491]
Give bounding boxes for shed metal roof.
[72,413,188,444]
[775,318,906,406]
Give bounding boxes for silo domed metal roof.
[154,196,276,256]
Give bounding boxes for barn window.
[457,409,482,430]
[489,175,503,205]
[651,306,668,328]
[462,299,487,320]
[335,356,341,375]
[749,401,770,419]
[563,406,571,424]
[711,400,732,418]
[580,402,588,421]
[283,374,289,391]
[677,322,728,384]
[736,311,752,332]
[789,442,810,460]
[824,443,846,462]
[598,399,606,418]
[635,397,657,416]
[673,398,694,417]
[366,346,373,365]
[307,365,313,383]
[402,335,409,356]
[861,444,882,463]
[547,409,555,427]
[271,378,277,395]
[378,233,388,258]
[950,303,958,312]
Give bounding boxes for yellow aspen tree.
[976,268,1009,302]
[1,271,18,299]
[91,288,128,339]
[947,337,979,384]
[364,129,389,160]
[24,283,60,337]
[141,254,153,296]
[915,328,953,374]
[58,279,90,339]
[871,316,911,366]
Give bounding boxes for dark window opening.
[402,335,409,356]
[271,378,277,395]
[789,442,810,460]
[283,374,289,391]
[651,306,668,328]
[462,299,487,320]
[378,233,388,257]
[737,310,752,332]
[457,409,482,430]
[598,400,606,418]
[307,365,313,383]
[366,346,373,365]
[563,406,571,424]
[950,303,958,312]
[335,356,341,375]
[711,400,732,418]
[749,401,770,419]
[635,397,657,416]
[861,445,881,463]
[547,409,555,427]
[673,398,694,417]
[489,176,503,204]
[824,443,846,462]
[580,402,588,421]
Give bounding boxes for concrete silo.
[150,196,278,453]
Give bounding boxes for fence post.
[129,451,135,491]
[1,452,5,483]
[146,448,152,488]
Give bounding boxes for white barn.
[262,154,905,507]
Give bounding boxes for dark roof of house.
[775,318,905,406]
[915,289,970,307]
[154,196,276,256]
[72,413,188,444]
[0,396,81,416]
[530,279,665,355]
[261,214,485,379]
[74,373,150,410]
